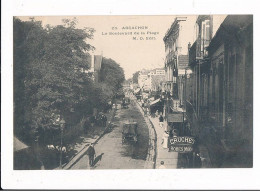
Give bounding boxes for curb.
[147,118,157,169]
[134,98,157,169]
[62,107,117,170]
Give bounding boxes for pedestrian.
[161,130,169,149]
[90,115,95,128]
[144,108,147,116]
[173,129,178,137]
[159,114,164,128]
[194,152,202,168]
[158,161,166,169]
[86,143,96,167]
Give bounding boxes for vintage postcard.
[13,15,253,171]
[2,0,260,190]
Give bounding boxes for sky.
[18,15,199,79]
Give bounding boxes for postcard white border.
[2,0,260,190]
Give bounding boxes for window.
[201,20,210,57]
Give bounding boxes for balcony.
[161,81,179,100]
[166,50,177,65]
[189,37,210,66]
[161,81,172,94]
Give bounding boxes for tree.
[132,71,140,84]
[99,57,125,106]
[14,17,95,145]
[99,58,125,92]
[14,18,48,143]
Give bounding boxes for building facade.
[138,68,166,92]
[185,15,253,167]
[87,54,103,83]
[162,16,195,132]
[137,70,149,90]
[186,15,226,136]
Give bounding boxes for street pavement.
[70,100,150,170]
[61,108,115,170]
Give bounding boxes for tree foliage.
[132,71,140,84]
[99,57,125,102]
[14,17,96,144]
[14,17,126,147]
[100,58,125,92]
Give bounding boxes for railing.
[166,50,177,64]
[189,37,210,66]
[165,81,174,94]
[161,81,179,100]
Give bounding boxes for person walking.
[194,152,202,168]
[161,131,169,149]
[86,143,96,167]
[158,161,166,169]
[159,114,164,128]
[144,108,147,116]
[155,110,159,117]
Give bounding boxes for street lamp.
[59,118,66,169]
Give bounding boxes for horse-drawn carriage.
[122,97,130,109]
[122,121,138,144]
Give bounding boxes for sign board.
[167,112,184,122]
[169,136,195,153]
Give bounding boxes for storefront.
[149,98,163,116]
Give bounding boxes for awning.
[150,98,160,106]
[14,136,29,152]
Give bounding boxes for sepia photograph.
[13,15,253,170]
[2,0,260,190]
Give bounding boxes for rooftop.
[208,15,253,53]
[163,17,187,42]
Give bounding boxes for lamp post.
[59,118,66,169]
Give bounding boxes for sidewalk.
[149,116,179,169]
[62,107,116,170]
[134,97,178,169]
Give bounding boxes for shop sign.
[169,136,195,153]
[167,112,183,122]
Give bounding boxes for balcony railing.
[189,37,210,66]
[161,81,179,99]
[166,50,177,65]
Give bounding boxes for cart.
[122,121,138,144]
[122,97,130,109]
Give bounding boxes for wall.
[178,16,197,55]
